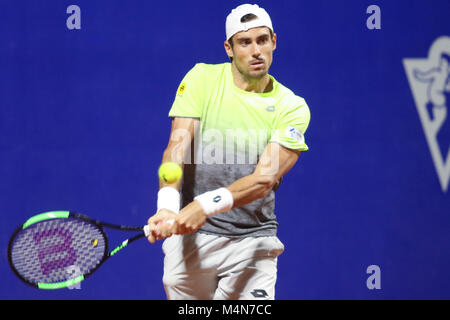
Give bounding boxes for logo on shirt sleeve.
[286,126,304,144]
[177,82,186,95]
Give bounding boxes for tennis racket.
[7,210,150,290]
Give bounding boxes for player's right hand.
[147,209,177,243]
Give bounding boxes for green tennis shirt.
[169,62,310,237]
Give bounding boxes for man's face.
[225,27,277,80]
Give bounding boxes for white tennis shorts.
[161,232,285,300]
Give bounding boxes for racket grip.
[143,225,150,237]
[143,220,174,237]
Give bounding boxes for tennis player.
[147,4,310,300]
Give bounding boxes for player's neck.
[231,63,273,93]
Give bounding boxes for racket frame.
[7,211,147,290]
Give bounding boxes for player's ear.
[271,33,277,51]
[224,40,233,60]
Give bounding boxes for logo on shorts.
[250,289,268,298]
[403,36,450,192]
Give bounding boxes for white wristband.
[157,187,180,214]
[194,188,234,217]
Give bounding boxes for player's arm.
[228,142,300,208]
[147,117,198,243]
[170,142,300,235]
[159,117,198,189]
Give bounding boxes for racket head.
[8,211,109,289]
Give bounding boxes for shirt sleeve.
[270,97,311,151]
[168,63,206,119]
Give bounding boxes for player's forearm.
[155,144,186,216]
[159,146,184,190]
[159,117,197,190]
[227,173,276,208]
[226,143,300,208]
[168,172,276,236]
[174,173,274,225]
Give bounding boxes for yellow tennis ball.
[158,162,182,184]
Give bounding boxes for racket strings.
[10,218,106,285]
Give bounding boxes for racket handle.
[143,225,150,237]
[143,220,174,237]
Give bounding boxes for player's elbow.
[163,144,184,164]
[254,174,278,197]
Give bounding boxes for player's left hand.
[147,209,177,243]
[170,200,207,235]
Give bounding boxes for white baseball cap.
[225,4,273,40]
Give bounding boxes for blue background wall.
[1,0,449,299]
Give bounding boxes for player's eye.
[258,37,269,45]
[240,40,251,46]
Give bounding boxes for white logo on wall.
[403,36,450,192]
